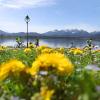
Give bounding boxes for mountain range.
[0,29,100,39]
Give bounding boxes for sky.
[0,0,100,33]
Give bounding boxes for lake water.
[0,38,100,48]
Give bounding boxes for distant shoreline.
[0,36,100,40]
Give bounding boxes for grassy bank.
[0,45,100,100]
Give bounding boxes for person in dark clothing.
[35,38,39,47]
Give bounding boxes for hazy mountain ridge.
[0,29,100,38]
[42,29,90,37]
[0,30,40,37]
[42,29,100,38]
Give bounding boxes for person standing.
[35,38,39,47]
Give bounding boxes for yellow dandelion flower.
[28,61,40,76]
[0,46,5,51]
[97,50,100,52]
[0,60,25,81]
[36,45,49,52]
[29,53,74,75]
[40,86,54,100]
[58,47,64,53]
[24,48,31,53]
[29,43,36,48]
[69,48,83,55]
[0,66,10,81]
[92,49,100,53]
[41,48,54,54]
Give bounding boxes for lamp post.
[25,15,30,48]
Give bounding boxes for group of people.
[16,37,39,48]
[29,38,39,47]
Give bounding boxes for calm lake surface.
[0,38,100,48]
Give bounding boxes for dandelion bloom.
[41,48,54,54]
[24,48,31,53]
[36,45,49,52]
[0,46,7,51]
[29,43,36,48]
[69,48,83,55]
[29,53,74,75]
[0,60,25,81]
[40,86,54,100]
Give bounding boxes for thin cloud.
[0,0,56,9]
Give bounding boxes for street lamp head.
[25,15,30,23]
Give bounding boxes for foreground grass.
[0,45,100,100]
